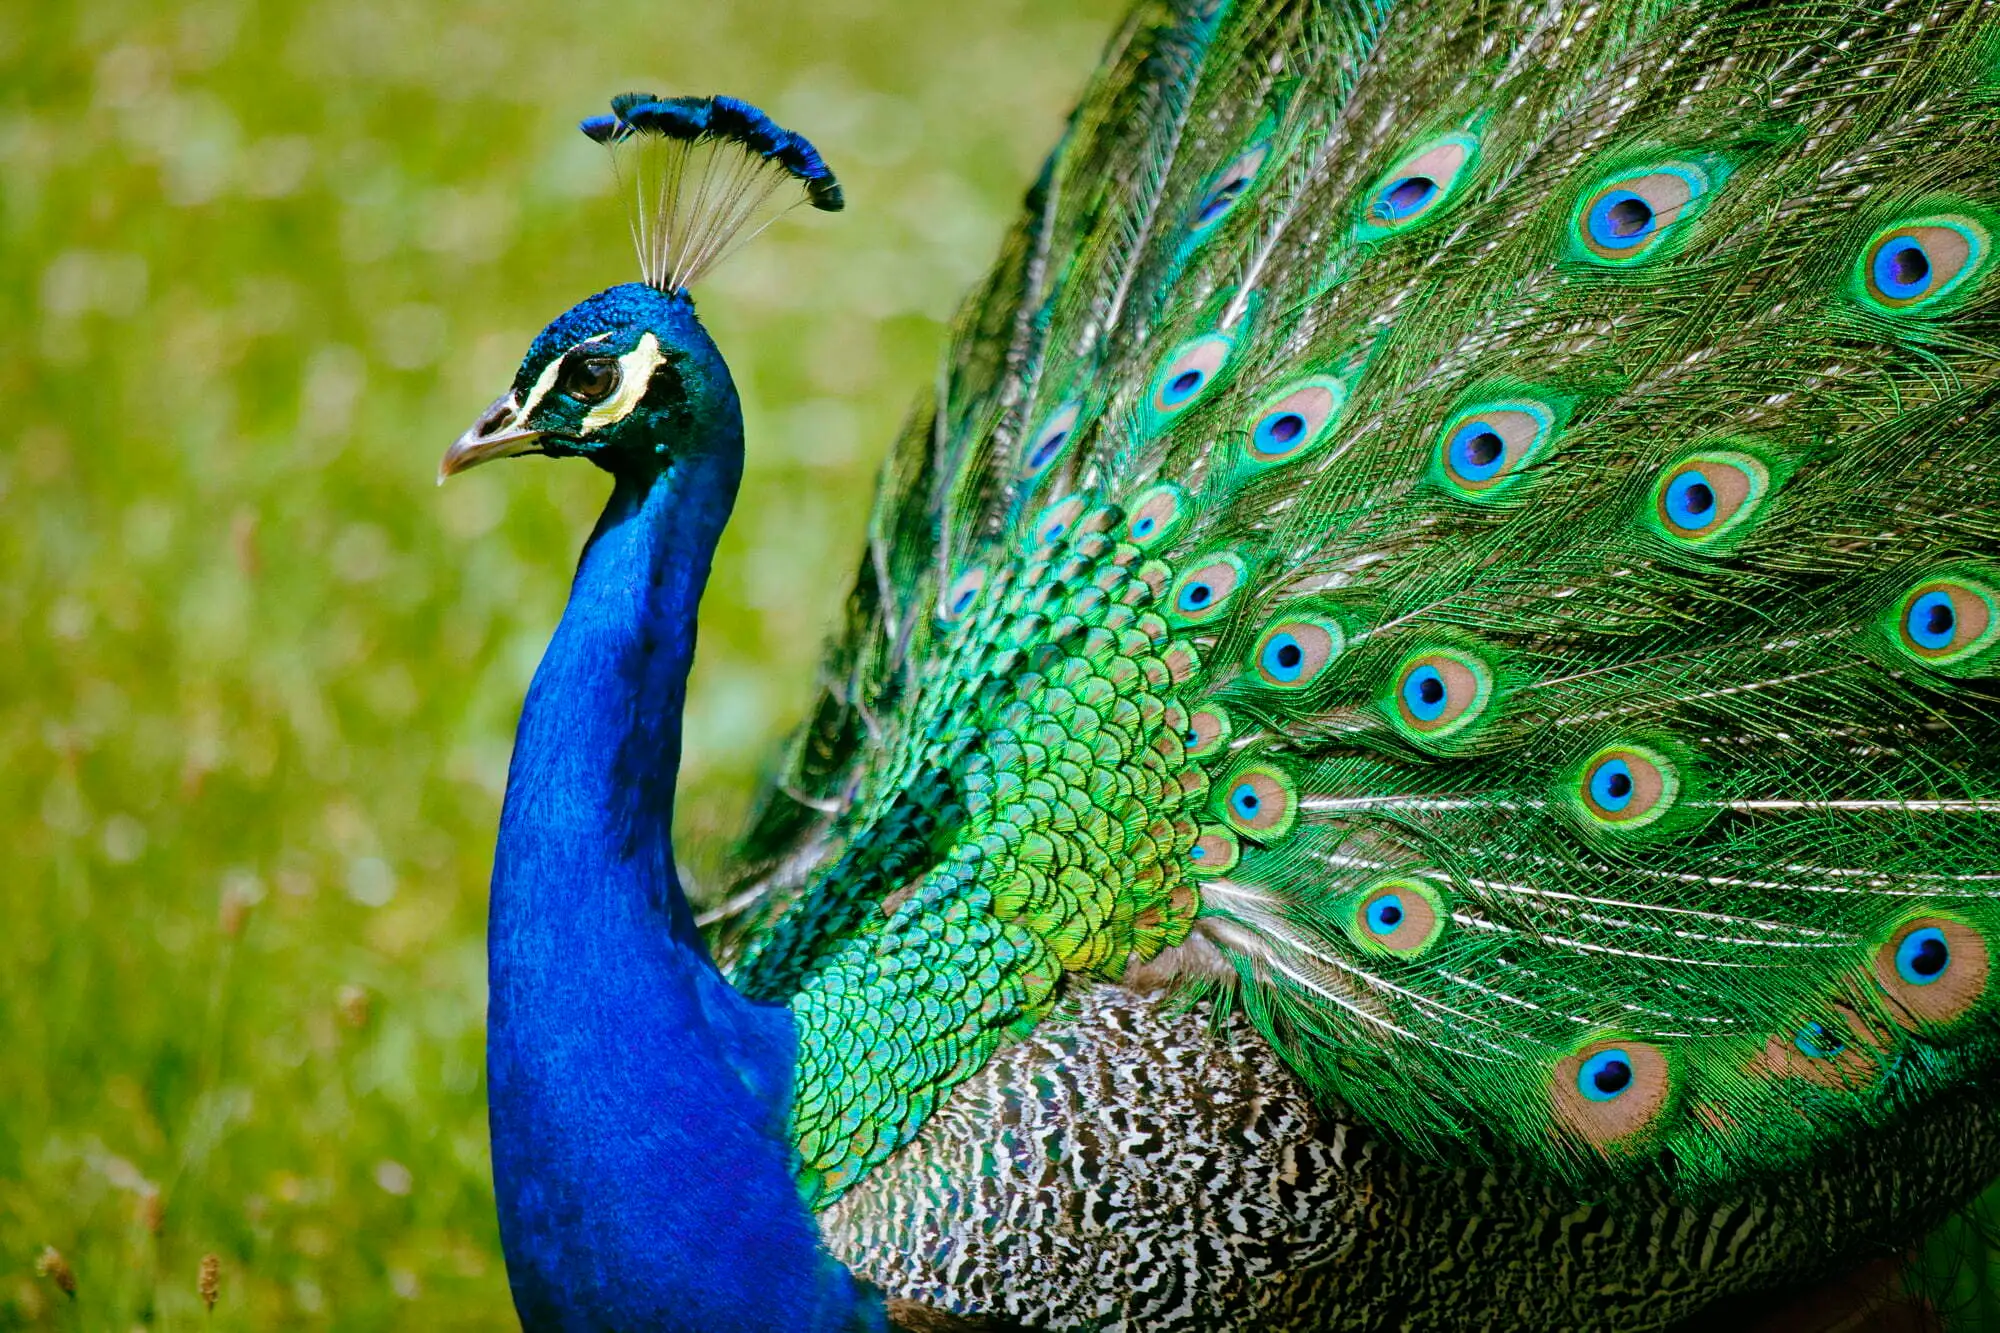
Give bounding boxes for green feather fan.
[718,0,2000,1212]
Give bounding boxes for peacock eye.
[1894,927,1951,986]
[1888,574,2000,671]
[1870,915,1991,1028]
[1574,163,1713,264]
[1389,646,1495,745]
[1149,333,1234,421]
[939,568,985,623]
[1362,132,1478,233]
[1552,1039,1671,1145]
[1345,877,1448,956]
[1192,144,1268,232]
[1244,377,1345,468]
[1647,450,1773,548]
[1791,1021,1848,1060]
[1251,615,1343,688]
[562,356,622,403]
[1181,704,1232,758]
[1124,483,1187,547]
[1858,217,1989,311]
[1167,554,1246,623]
[1576,1048,1635,1102]
[1436,400,1558,494]
[1215,763,1297,840]
[1573,743,1680,830]
[1024,402,1082,474]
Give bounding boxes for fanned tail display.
[715,0,2000,1208]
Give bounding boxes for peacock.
[437,0,2000,1327]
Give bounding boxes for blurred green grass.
[0,0,1121,1324]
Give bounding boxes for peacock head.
[441,92,841,481]
[442,284,734,479]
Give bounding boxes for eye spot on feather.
[1888,574,1999,672]
[1574,163,1712,265]
[1345,877,1447,956]
[1362,132,1478,233]
[1027,495,1090,552]
[1252,616,1343,688]
[1379,175,1435,219]
[1577,1049,1634,1101]
[1792,1021,1847,1060]
[1191,144,1268,233]
[1182,705,1232,758]
[1023,402,1082,474]
[1124,483,1188,548]
[1859,217,1988,311]
[1244,377,1345,467]
[1436,401,1556,494]
[1754,1006,1884,1091]
[1149,335,1233,419]
[1452,425,1503,476]
[1875,238,1930,297]
[1217,764,1296,840]
[1650,451,1769,546]
[1551,1039,1671,1147]
[1898,928,1950,985]
[1186,826,1240,875]
[1167,554,1247,625]
[1389,648,1494,744]
[1574,744,1678,829]
[1872,916,1990,1029]
[939,569,985,622]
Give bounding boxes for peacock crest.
[580,93,843,292]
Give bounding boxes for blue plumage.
[582,93,844,212]
[459,284,883,1331]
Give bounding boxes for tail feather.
[730,0,2000,1198]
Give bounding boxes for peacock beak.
[440,393,542,482]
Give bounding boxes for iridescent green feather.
[721,0,2000,1207]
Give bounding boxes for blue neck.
[486,439,874,1331]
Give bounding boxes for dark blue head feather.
[582,92,843,212]
[500,282,741,480]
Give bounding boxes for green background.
[0,0,1121,1324]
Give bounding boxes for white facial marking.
[518,356,564,423]
[581,332,666,434]
[519,331,613,422]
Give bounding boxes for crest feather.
[580,93,843,292]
